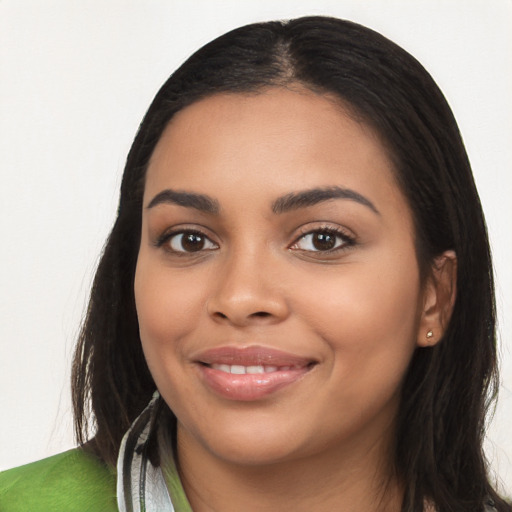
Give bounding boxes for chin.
[211,440,305,467]
[178,417,312,467]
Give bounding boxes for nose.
[206,249,289,327]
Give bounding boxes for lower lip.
[197,365,312,401]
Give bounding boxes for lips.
[194,346,316,401]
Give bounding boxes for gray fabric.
[116,392,174,512]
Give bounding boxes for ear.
[417,250,457,347]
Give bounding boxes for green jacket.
[0,449,118,511]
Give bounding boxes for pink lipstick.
[195,346,316,401]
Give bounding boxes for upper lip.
[194,346,316,368]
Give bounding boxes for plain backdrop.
[1,0,511,495]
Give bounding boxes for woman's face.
[135,88,428,466]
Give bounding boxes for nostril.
[210,309,276,325]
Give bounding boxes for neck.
[175,425,403,512]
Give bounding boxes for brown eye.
[311,232,336,251]
[292,229,352,252]
[168,231,217,253]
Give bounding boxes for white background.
[1,0,511,495]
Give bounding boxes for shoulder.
[0,448,118,512]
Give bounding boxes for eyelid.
[152,223,355,256]
[154,225,219,253]
[289,224,356,253]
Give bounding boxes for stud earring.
[426,330,434,340]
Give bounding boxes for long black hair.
[72,16,507,511]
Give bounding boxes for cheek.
[300,259,420,330]
[134,255,207,367]
[294,254,422,382]
[134,256,218,422]
[295,261,421,430]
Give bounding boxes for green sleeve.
[0,448,118,512]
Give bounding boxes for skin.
[134,88,455,512]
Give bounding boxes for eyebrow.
[271,186,380,215]
[146,186,379,216]
[146,189,220,214]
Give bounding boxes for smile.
[194,346,316,401]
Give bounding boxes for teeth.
[210,364,292,374]
[247,365,265,374]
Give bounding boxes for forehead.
[144,88,408,221]
[149,89,381,165]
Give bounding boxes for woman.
[0,15,509,512]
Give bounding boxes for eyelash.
[290,226,356,254]
[155,228,219,255]
[155,226,356,256]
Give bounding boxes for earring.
[426,330,434,340]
